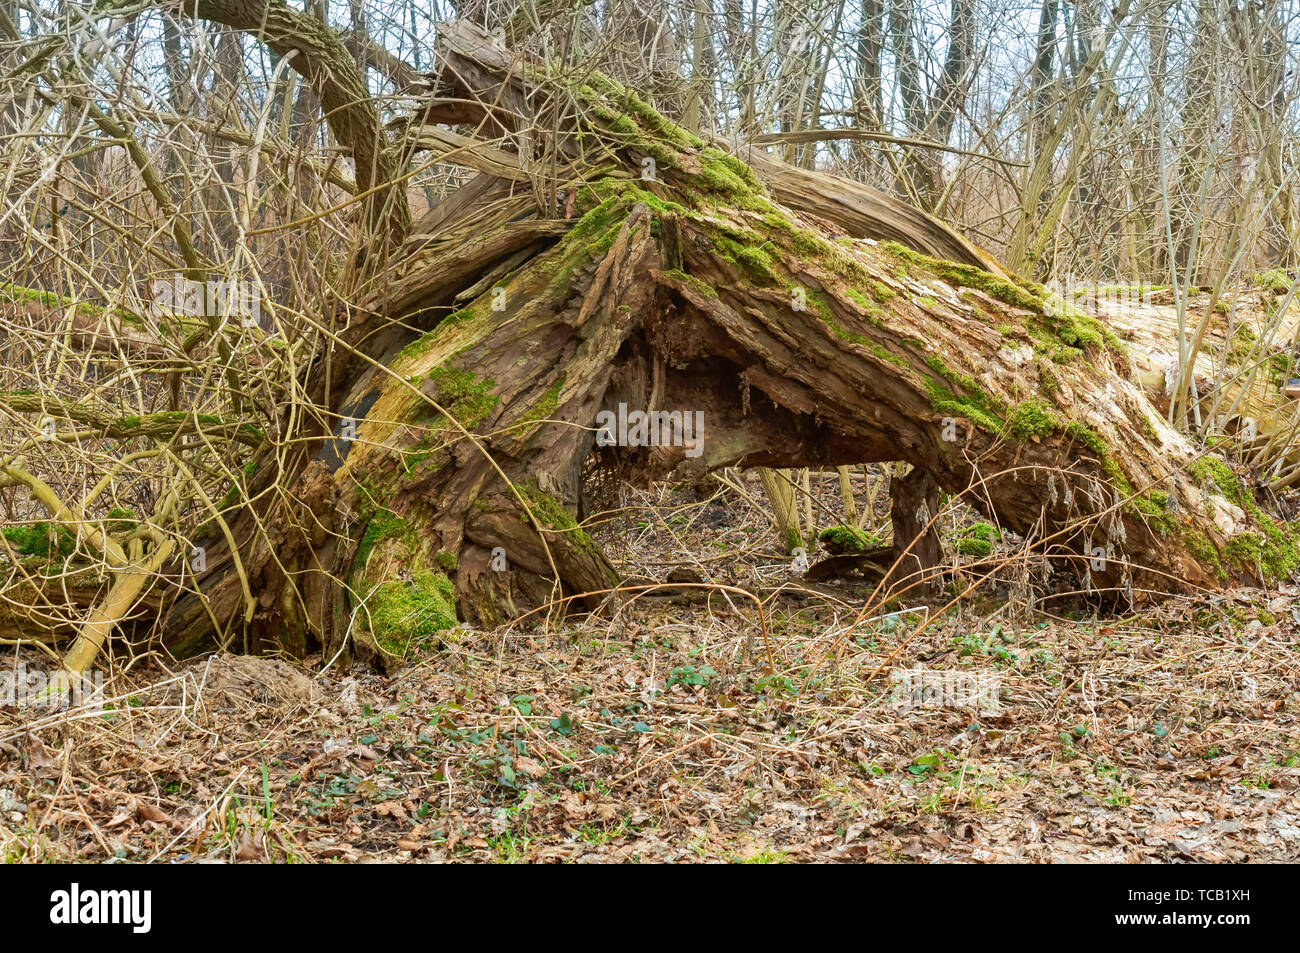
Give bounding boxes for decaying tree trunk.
[890,466,942,592]
[159,21,1296,666]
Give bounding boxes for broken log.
[157,20,1297,666]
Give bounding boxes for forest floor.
[2,473,1299,863]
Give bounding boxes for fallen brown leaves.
[0,582,1296,863]
[2,479,1298,863]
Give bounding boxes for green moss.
[1008,400,1059,440]
[422,365,499,430]
[881,242,1043,312]
[564,194,630,246]
[585,181,689,218]
[517,481,596,551]
[817,525,882,555]
[1131,490,1174,536]
[584,74,706,152]
[1252,268,1292,294]
[368,569,457,656]
[843,287,886,325]
[1187,457,1300,581]
[954,522,1000,558]
[400,431,441,479]
[706,229,786,288]
[1227,323,1257,363]
[514,189,649,299]
[1182,528,1226,579]
[0,283,144,325]
[1044,344,1084,363]
[106,507,137,534]
[587,105,641,141]
[1065,421,1108,458]
[866,342,909,368]
[662,269,718,299]
[1043,307,1118,353]
[1026,308,1119,362]
[1059,422,1140,497]
[1268,348,1295,383]
[926,381,1002,433]
[68,409,264,445]
[1100,458,1134,496]
[517,376,565,430]
[2,522,76,558]
[436,550,459,572]
[697,149,754,196]
[1260,528,1298,581]
[354,509,414,574]
[774,224,878,288]
[698,147,763,190]
[878,243,1121,361]
[1037,362,1061,396]
[733,244,780,284]
[924,354,1007,432]
[2,283,76,310]
[213,481,244,513]
[789,227,831,258]
[1188,457,1237,497]
[398,305,482,363]
[1226,531,1264,568]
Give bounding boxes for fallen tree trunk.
[158,21,1297,666]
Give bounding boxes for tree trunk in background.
[1167,0,1220,284]
[854,0,884,127]
[851,0,887,179]
[1128,0,1167,279]
[207,28,246,250]
[1230,0,1294,271]
[885,0,975,210]
[722,0,760,138]
[157,20,1293,667]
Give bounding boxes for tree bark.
[890,465,942,594]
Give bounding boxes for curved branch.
[161,0,411,243]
